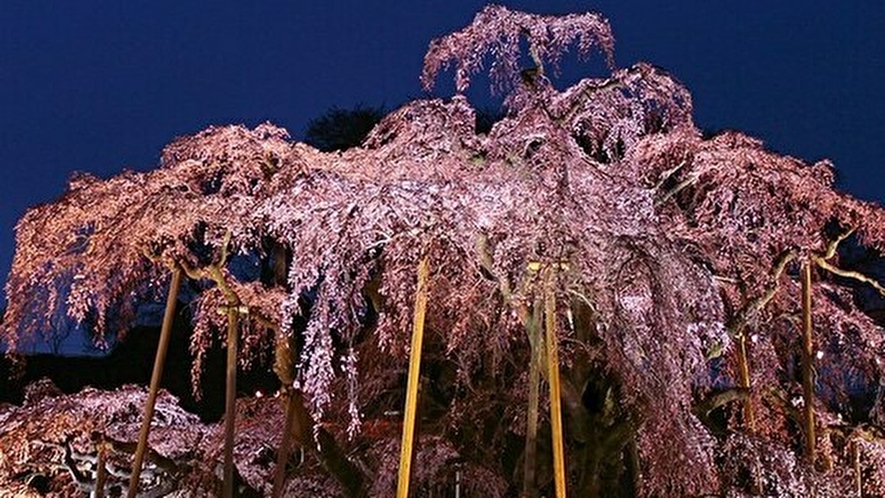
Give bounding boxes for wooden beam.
[396,256,430,498]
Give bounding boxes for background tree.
[303,104,386,152]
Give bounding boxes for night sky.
[1,1,883,305]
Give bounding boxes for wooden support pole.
[545,268,567,498]
[271,238,297,498]
[94,434,107,498]
[523,299,543,498]
[272,390,300,498]
[223,306,239,498]
[736,332,755,431]
[523,343,540,498]
[127,268,182,498]
[396,256,430,498]
[736,335,762,495]
[854,439,863,497]
[801,260,816,462]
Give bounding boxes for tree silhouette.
[4,5,885,497]
[304,104,387,152]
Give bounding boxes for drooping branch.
[421,5,614,95]
[555,77,624,124]
[158,235,280,334]
[806,227,885,295]
[820,228,855,261]
[654,165,696,207]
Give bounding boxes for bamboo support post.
[801,261,816,462]
[127,267,182,498]
[396,256,430,498]
[223,306,239,498]
[545,268,567,498]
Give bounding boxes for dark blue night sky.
[2,1,883,304]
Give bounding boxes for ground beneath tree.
[3,377,885,497]
[0,380,308,496]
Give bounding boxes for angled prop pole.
[127,267,183,497]
[545,267,567,498]
[396,256,430,498]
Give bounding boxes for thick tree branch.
[655,170,698,207]
[727,248,798,336]
[693,387,750,420]
[476,234,531,325]
[820,228,855,261]
[814,257,885,297]
[556,78,624,124]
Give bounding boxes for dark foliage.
[303,104,386,152]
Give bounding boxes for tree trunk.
[127,268,182,498]
[272,390,300,498]
[397,256,430,498]
[801,261,816,462]
[269,240,364,497]
[292,389,365,497]
[626,437,642,496]
[272,242,288,286]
